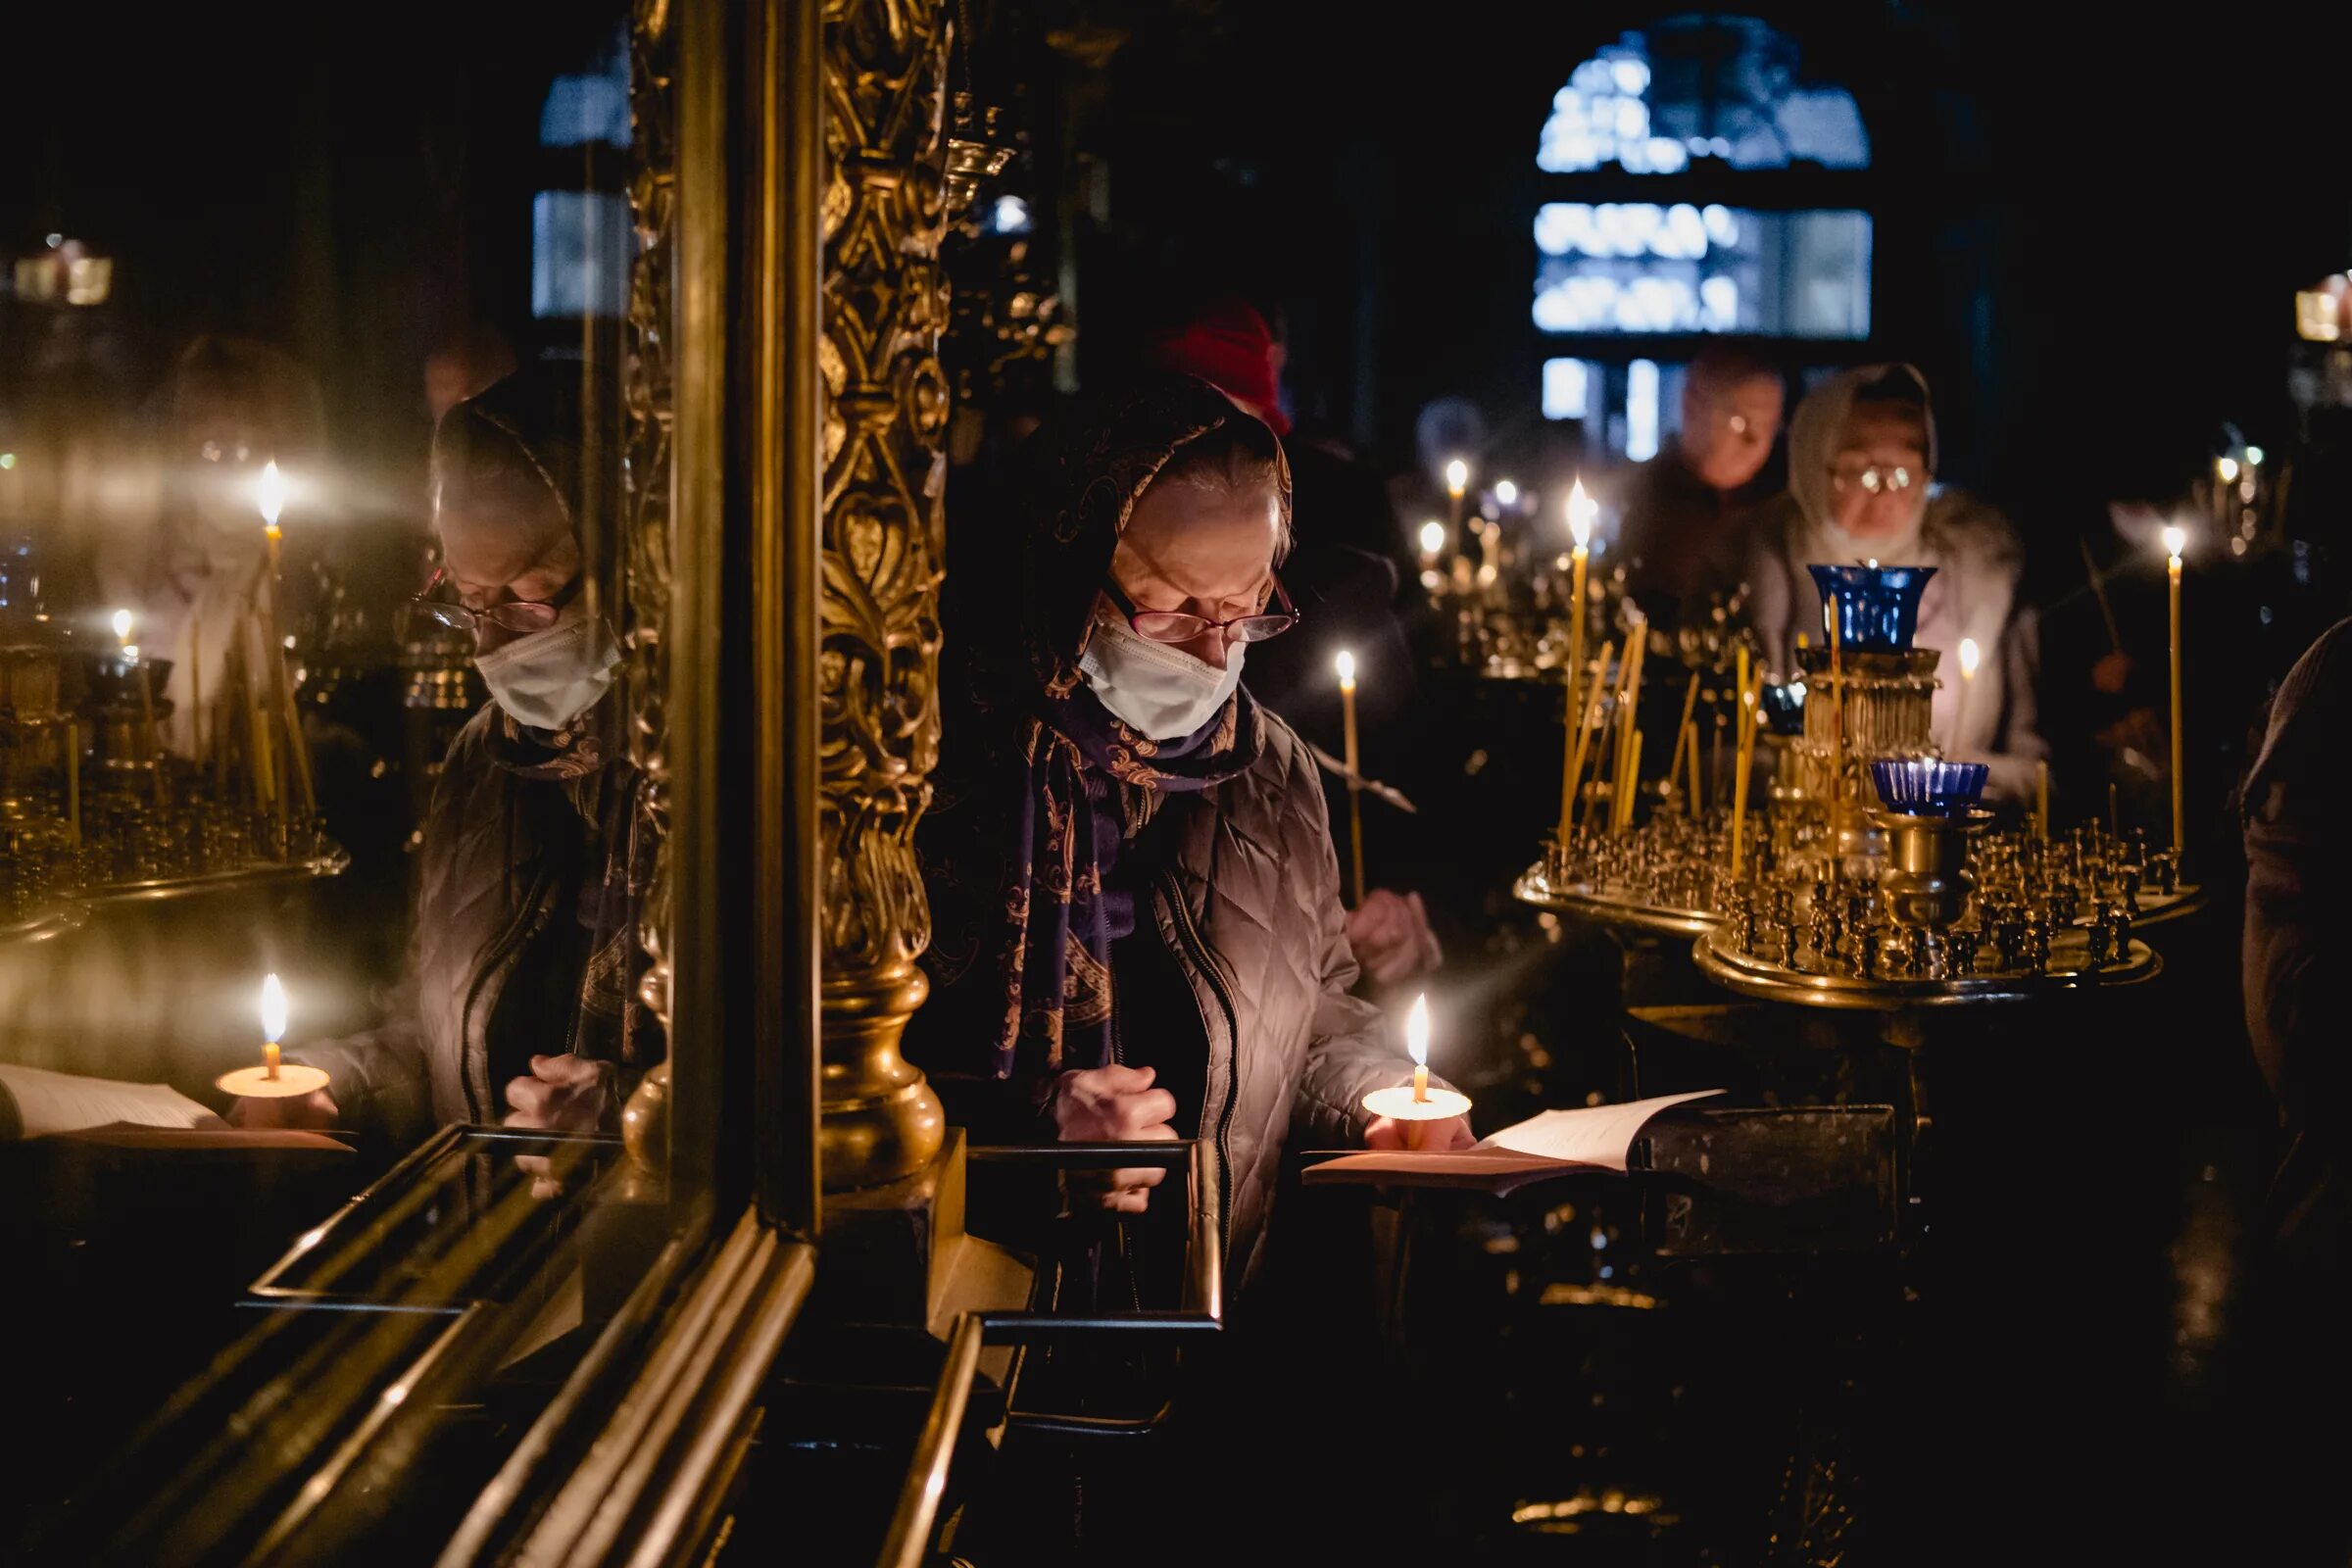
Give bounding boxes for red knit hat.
[1143,299,1291,435]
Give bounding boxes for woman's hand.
[1346,889,1443,986]
[227,1089,340,1131]
[505,1054,615,1200]
[1363,1113,1476,1152]
[1054,1063,1179,1214]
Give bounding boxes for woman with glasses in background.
[1745,363,2047,800]
[909,373,1462,1298]
[235,364,658,1157]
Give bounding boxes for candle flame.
[1567,478,1594,547]
[1445,458,1469,497]
[111,608,132,643]
[1334,650,1356,686]
[260,972,288,1045]
[1958,637,1981,678]
[1405,993,1430,1067]
[2162,524,2187,561]
[1494,478,1519,507]
[1418,519,1446,555]
[256,461,286,529]
[2216,457,2239,483]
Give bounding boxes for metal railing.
[875,1140,1225,1568]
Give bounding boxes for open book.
[1303,1090,1723,1196]
[0,1063,348,1152]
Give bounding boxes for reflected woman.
[235,365,659,1152]
[910,373,1465,1291]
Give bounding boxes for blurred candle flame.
[2162,524,2187,562]
[257,461,286,531]
[260,972,288,1045]
[1405,993,1430,1067]
[1334,649,1356,688]
[1418,519,1446,556]
[1958,637,1981,679]
[1567,478,1595,549]
[111,608,132,644]
[1445,459,1469,498]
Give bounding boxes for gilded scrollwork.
[819,0,949,979]
[817,0,952,1187]
[623,0,676,1149]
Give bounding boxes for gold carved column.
[816,0,950,1190]
[619,0,677,1177]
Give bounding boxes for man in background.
[1615,344,1785,629]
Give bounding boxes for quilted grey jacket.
[293,705,583,1148]
[1139,706,1422,1287]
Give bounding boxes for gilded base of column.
[820,960,947,1191]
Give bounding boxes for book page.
[0,1063,218,1139]
[1302,1092,1727,1195]
[1474,1090,1725,1172]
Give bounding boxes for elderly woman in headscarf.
[910,373,1466,1290]
[1745,364,2046,800]
[234,364,659,1153]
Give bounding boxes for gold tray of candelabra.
[76,846,352,907]
[1692,922,2162,1010]
[0,905,90,947]
[1512,861,1722,938]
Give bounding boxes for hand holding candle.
[1363,993,1473,1151]
[217,972,330,1101]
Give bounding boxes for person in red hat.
[1143,297,1442,993]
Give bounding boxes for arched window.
[1536,17,1872,459]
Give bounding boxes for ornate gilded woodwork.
[817,0,952,1189]
[621,0,677,1173]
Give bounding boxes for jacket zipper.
[460,861,558,1122]
[1159,868,1239,1261]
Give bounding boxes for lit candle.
[118,610,169,808]
[1731,643,1752,873]
[1954,635,1981,742]
[1336,651,1365,906]
[2164,523,2186,862]
[215,969,329,1102]
[255,461,315,832]
[261,971,288,1080]
[1493,478,1518,510]
[1407,992,1430,1103]
[1566,639,1614,832]
[1556,481,1594,840]
[1417,518,1446,576]
[1360,992,1471,1150]
[1828,609,1845,861]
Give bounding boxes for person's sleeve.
[2243,620,2352,1121]
[1286,749,1435,1149]
[286,966,434,1151]
[1744,525,1793,673]
[1982,603,2049,801]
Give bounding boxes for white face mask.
[473,601,621,733]
[1078,610,1243,740]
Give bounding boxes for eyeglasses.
[411,564,582,637]
[1102,574,1298,646]
[1829,463,1918,497]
